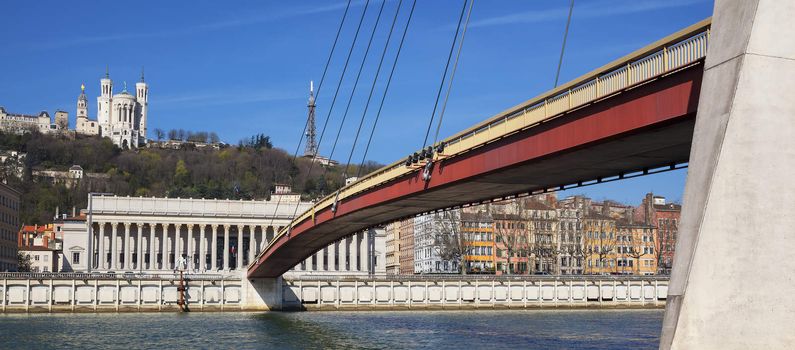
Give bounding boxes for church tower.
[97,66,113,135]
[135,67,148,146]
[77,83,88,119]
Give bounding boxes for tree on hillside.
[154,128,165,141]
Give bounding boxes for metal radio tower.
[304,81,318,157]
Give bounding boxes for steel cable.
[341,0,404,179]
[356,0,417,178]
[432,0,475,146]
[266,0,353,229]
[420,0,469,151]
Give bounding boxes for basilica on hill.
[75,67,149,149]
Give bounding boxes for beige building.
[19,246,57,272]
[385,221,400,274]
[0,183,20,271]
[0,108,59,134]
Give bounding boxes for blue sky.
[0,0,713,205]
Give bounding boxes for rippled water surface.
[0,309,662,349]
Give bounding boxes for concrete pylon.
[661,1,795,349]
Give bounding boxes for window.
[44,255,49,262]
[34,255,40,261]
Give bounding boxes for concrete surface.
[661,1,795,348]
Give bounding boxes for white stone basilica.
[76,68,148,149]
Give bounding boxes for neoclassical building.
[58,194,385,276]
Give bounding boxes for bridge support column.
[662,1,795,349]
[241,274,283,311]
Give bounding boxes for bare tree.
[626,228,648,275]
[585,220,617,275]
[491,199,529,275]
[432,210,469,275]
[154,128,165,141]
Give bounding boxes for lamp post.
[86,192,114,272]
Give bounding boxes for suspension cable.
[356,0,417,178]
[432,0,475,146]
[420,0,469,151]
[284,0,372,222]
[341,0,404,179]
[326,0,387,174]
[266,0,353,228]
[554,0,574,88]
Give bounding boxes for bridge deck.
[250,18,711,278]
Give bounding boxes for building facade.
[51,194,385,277]
[413,212,460,274]
[460,211,495,274]
[397,217,414,275]
[0,183,20,271]
[385,221,400,274]
[75,84,100,136]
[638,193,681,274]
[583,212,618,275]
[615,220,658,275]
[0,108,61,135]
[19,246,57,272]
[94,69,149,149]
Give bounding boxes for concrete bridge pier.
[661,0,795,348]
[241,275,283,311]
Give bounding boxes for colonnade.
[294,232,372,274]
[90,222,279,272]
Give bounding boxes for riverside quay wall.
[0,272,243,312]
[0,273,668,312]
[281,275,668,310]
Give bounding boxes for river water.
[0,309,662,349]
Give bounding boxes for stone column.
[149,223,156,270]
[236,225,244,270]
[123,223,131,271]
[339,236,348,272]
[199,225,206,272]
[96,222,105,270]
[175,224,182,270]
[136,223,143,270]
[327,241,337,272]
[223,225,230,271]
[661,1,795,348]
[211,225,218,271]
[162,224,170,270]
[359,232,367,272]
[187,224,194,271]
[248,226,255,265]
[110,223,118,270]
[351,233,359,272]
[264,226,270,255]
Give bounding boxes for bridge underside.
[250,63,702,278]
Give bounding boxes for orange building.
[615,220,657,275]
[460,211,494,274]
[583,212,617,275]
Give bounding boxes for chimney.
[43,235,49,248]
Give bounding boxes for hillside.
[0,132,381,224]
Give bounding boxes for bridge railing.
[286,274,670,282]
[0,272,235,281]
[257,18,711,264]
